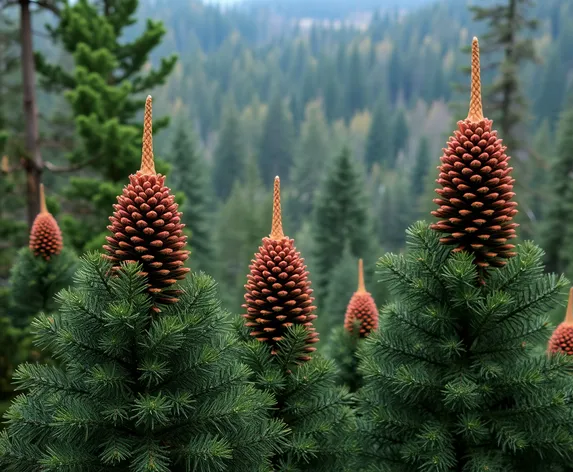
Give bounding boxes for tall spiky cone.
[343,259,378,337]
[29,184,63,260]
[243,176,318,360]
[104,96,190,310]
[431,37,518,270]
[548,287,573,355]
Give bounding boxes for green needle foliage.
[356,222,573,472]
[326,325,362,393]
[0,254,286,471]
[37,0,176,251]
[8,247,77,329]
[238,324,358,471]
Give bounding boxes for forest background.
[1,0,572,352]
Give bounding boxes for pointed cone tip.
[357,258,366,293]
[565,287,573,324]
[466,36,484,122]
[140,95,156,175]
[39,183,48,214]
[270,176,284,239]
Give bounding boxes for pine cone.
[430,38,518,269]
[549,288,573,355]
[243,177,318,361]
[29,184,63,261]
[103,96,190,309]
[344,259,378,337]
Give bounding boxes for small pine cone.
[344,260,378,337]
[548,287,573,356]
[430,38,518,269]
[344,293,378,338]
[548,323,573,355]
[30,185,63,261]
[104,172,190,308]
[30,213,63,261]
[243,177,318,361]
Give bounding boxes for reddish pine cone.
[344,292,378,337]
[430,38,518,269]
[104,172,190,307]
[243,177,318,361]
[104,97,190,309]
[548,323,573,355]
[344,260,378,337]
[30,185,63,260]
[243,236,318,358]
[548,287,573,355]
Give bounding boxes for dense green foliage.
[0,254,285,471]
[327,326,363,393]
[8,247,76,329]
[239,325,357,471]
[357,222,573,471]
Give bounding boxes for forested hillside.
[2,0,573,329]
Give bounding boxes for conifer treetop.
[39,183,48,214]
[467,37,484,122]
[357,258,366,293]
[270,176,285,240]
[140,95,156,175]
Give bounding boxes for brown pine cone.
[430,37,518,269]
[103,96,190,310]
[29,184,63,261]
[243,177,318,361]
[549,288,573,355]
[344,259,378,337]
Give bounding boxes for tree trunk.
[20,0,42,228]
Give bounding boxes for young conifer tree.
[356,38,573,472]
[328,259,378,393]
[8,184,77,329]
[0,97,285,472]
[240,177,357,471]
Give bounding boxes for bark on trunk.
[20,0,42,228]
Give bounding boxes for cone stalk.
[140,95,155,175]
[270,176,284,240]
[467,37,484,122]
[357,259,366,293]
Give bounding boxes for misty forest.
[2,0,573,470]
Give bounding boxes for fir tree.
[0,97,285,471]
[391,108,409,163]
[469,0,538,149]
[377,169,414,252]
[357,38,573,472]
[311,147,374,308]
[37,0,177,251]
[212,100,245,201]
[364,96,393,170]
[8,185,76,329]
[167,125,213,273]
[328,259,378,393]
[287,100,330,231]
[240,177,357,470]
[258,92,294,186]
[411,136,431,198]
[542,94,573,276]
